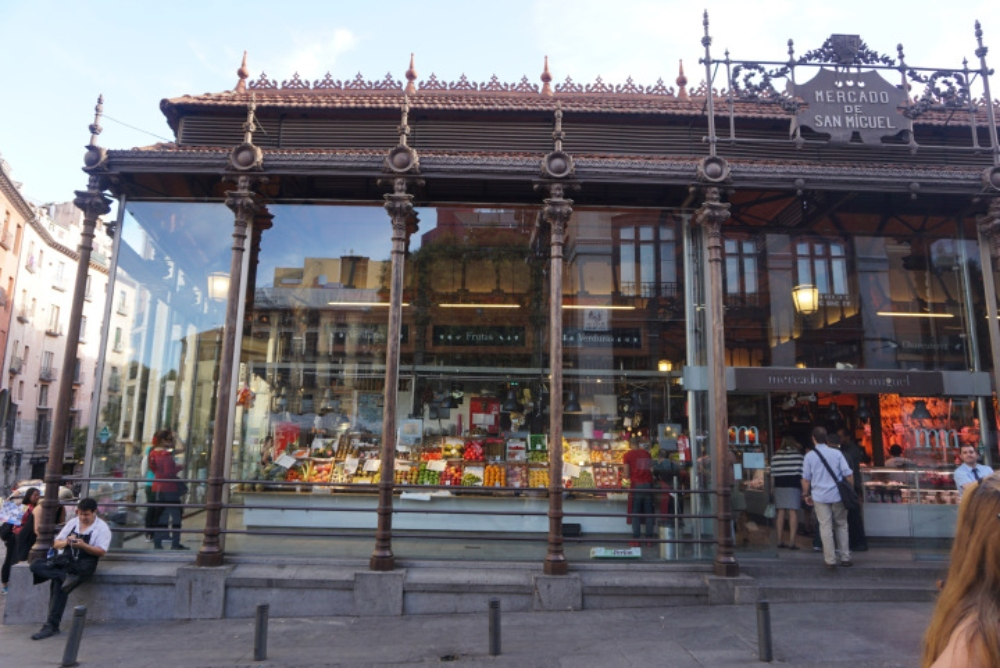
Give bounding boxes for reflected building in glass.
[75,29,1000,568]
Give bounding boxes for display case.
[861,467,958,539]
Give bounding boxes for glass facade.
[84,191,995,559]
[89,202,235,512]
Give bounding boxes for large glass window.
[91,202,234,495]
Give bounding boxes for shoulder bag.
[813,448,860,511]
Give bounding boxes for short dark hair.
[77,497,98,513]
[827,433,841,447]
[811,426,828,444]
[889,444,903,457]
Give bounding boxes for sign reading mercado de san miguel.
[791,59,912,143]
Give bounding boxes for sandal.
[777,542,789,549]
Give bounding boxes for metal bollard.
[254,603,269,661]
[61,605,88,668]
[488,597,501,656]
[756,600,773,662]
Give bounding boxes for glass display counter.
[861,467,958,540]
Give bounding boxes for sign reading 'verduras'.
[792,68,911,144]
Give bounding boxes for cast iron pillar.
[371,98,421,571]
[32,96,112,562]
[538,104,576,576]
[977,198,1000,467]
[694,184,738,578]
[198,100,263,567]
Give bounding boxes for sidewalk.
[0,600,931,667]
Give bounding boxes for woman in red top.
[2,487,40,593]
[623,441,655,546]
[148,430,189,550]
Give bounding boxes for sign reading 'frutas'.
[791,68,911,143]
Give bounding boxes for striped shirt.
[770,449,804,488]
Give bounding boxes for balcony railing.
[45,323,64,337]
[116,302,129,316]
[53,276,70,292]
[16,308,29,323]
[8,356,22,374]
[0,288,7,308]
[39,366,58,382]
[108,376,121,392]
[0,231,12,250]
[112,341,124,353]
[25,256,36,273]
[72,372,84,386]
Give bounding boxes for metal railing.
[8,355,22,374]
[45,323,64,337]
[73,474,720,563]
[39,366,58,382]
[0,230,12,250]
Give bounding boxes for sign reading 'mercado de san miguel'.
[792,68,911,143]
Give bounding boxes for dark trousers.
[1,537,15,584]
[630,484,655,539]
[152,491,182,548]
[848,503,868,550]
[29,557,97,630]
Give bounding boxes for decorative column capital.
[693,186,731,239]
[224,174,262,228]
[977,197,1000,256]
[539,182,575,237]
[72,174,112,222]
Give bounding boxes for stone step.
[752,577,939,604]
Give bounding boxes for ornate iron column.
[694,184,738,577]
[31,97,112,561]
[977,198,1000,467]
[697,10,739,578]
[538,105,576,576]
[197,101,263,567]
[371,98,421,571]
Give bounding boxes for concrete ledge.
[355,570,405,616]
[705,575,757,605]
[532,574,583,611]
[175,566,233,619]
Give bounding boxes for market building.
[20,18,1000,606]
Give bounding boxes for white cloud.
[279,28,361,79]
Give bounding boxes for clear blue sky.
[0,0,995,204]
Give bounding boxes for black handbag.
[47,548,79,570]
[0,522,13,542]
[814,448,861,511]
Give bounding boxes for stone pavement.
[0,598,932,667]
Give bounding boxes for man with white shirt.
[953,444,993,499]
[801,426,854,569]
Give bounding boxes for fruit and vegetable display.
[484,463,506,487]
[507,463,528,488]
[529,468,549,488]
[463,441,485,462]
[252,432,625,494]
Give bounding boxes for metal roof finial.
[541,56,553,97]
[83,95,107,172]
[405,53,417,95]
[677,60,688,100]
[236,51,249,93]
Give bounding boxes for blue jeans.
[630,484,655,539]
[152,491,183,548]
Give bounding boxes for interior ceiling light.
[876,311,953,318]
[328,301,409,307]
[563,304,636,310]
[438,303,520,309]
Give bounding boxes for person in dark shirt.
[837,428,869,551]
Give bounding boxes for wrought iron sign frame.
[699,18,1000,162]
